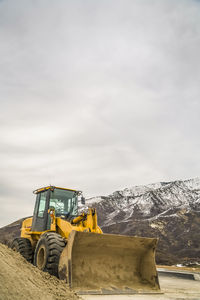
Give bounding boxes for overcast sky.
[1,0,200,227]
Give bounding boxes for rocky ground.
[0,243,80,300]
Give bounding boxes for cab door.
[31,190,50,231]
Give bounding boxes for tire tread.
[11,238,33,263]
[34,232,66,277]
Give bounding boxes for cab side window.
[37,192,47,218]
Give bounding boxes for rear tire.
[34,232,66,277]
[11,238,33,263]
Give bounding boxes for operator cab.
[49,187,78,218]
[31,186,82,232]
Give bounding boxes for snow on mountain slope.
[84,178,200,226]
[184,177,200,190]
[83,178,200,266]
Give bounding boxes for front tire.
[34,232,66,277]
[11,238,33,263]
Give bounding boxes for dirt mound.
[0,218,24,246]
[0,243,80,300]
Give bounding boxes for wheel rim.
[37,245,46,269]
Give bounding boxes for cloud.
[1,0,200,227]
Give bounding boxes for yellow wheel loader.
[11,186,161,294]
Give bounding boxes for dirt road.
[81,274,200,300]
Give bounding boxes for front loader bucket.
[58,231,161,294]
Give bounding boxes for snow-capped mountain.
[85,178,200,266]
[0,178,199,266]
[85,178,200,226]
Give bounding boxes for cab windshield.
[49,188,78,217]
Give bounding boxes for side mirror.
[81,196,86,205]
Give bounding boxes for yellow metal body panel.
[21,217,32,238]
[21,186,101,245]
[21,208,102,246]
